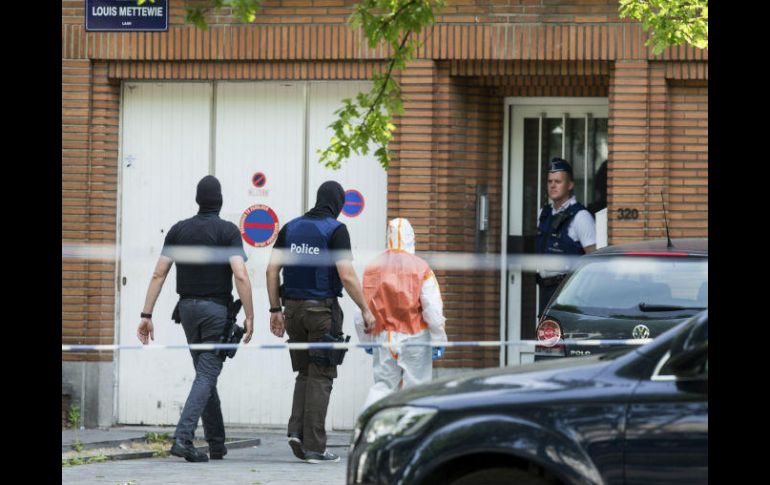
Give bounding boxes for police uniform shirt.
[537,195,596,278]
[161,214,247,301]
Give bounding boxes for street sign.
[86,0,168,32]
[239,204,279,248]
[342,189,365,217]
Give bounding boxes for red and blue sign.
[342,189,365,217]
[252,172,267,188]
[239,204,279,248]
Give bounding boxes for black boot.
[170,438,209,462]
[208,441,227,460]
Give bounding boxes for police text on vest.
[290,243,320,255]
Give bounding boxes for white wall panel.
[117,82,212,424]
[118,81,386,430]
[306,82,385,430]
[214,81,305,427]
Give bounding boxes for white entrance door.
[117,81,384,430]
[117,82,213,424]
[503,98,608,366]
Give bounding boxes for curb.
[64,438,261,461]
[63,437,146,453]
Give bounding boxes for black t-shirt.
[161,213,247,300]
[273,216,353,262]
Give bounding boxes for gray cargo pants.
[173,299,227,446]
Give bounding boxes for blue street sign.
[86,0,168,32]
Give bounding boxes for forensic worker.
[137,175,255,462]
[354,218,448,412]
[536,158,596,315]
[266,180,376,464]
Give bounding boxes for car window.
[553,257,707,318]
[653,352,708,381]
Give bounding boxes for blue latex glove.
[432,346,445,360]
[364,346,373,355]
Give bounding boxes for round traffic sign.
[342,189,365,217]
[239,204,279,248]
[252,172,267,188]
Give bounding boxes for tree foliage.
[619,0,708,54]
[318,0,444,170]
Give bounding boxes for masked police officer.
[137,175,255,462]
[266,180,376,464]
[536,158,596,316]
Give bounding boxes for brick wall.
[64,0,707,62]
[435,65,504,368]
[62,60,120,362]
[607,61,707,244]
[665,82,708,237]
[63,1,652,27]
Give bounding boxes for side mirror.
[664,312,708,378]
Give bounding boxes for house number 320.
[617,208,639,220]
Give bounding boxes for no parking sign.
[342,189,365,217]
[252,172,266,188]
[239,204,279,248]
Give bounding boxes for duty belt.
[179,295,232,307]
[283,297,336,306]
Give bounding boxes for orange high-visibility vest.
[363,249,432,336]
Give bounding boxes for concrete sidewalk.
[62,426,351,485]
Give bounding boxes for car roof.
[588,238,707,257]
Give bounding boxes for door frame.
[500,97,609,366]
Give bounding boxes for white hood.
[387,217,415,254]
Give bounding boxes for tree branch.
[363,31,412,123]
[374,0,418,37]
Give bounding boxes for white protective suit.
[354,218,448,411]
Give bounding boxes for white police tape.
[61,243,585,273]
[61,339,653,352]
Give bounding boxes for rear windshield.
[552,257,708,318]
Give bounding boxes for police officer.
[536,158,596,315]
[266,180,376,464]
[136,175,254,462]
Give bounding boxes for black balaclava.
[305,181,345,219]
[196,175,223,215]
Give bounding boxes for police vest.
[536,203,587,255]
[281,217,344,299]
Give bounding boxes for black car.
[348,311,708,485]
[535,238,707,360]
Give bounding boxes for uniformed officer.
[136,175,255,462]
[266,180,376,464]
[536,158,596,315]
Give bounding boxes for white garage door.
[117,81,385,429]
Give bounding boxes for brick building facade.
[62,0,707,427]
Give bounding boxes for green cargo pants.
[284,298,343,453]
